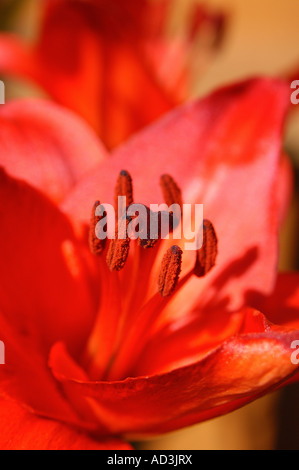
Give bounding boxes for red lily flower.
[0,78,298,449]
[0,0,225,148]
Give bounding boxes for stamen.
[160,174,183,209]
[194,219,218,277]
[138,206,159,249]
[106,220,130,271]
[89,201,106,255]
[114,170,133,215]
[158,245,183,297]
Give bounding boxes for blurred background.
[1,0,299,450]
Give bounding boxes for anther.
[114,170,133,217]
[160,174,183,209]
[158,245,183,297]
[89,201,106,255]
[194,219,218,277]
[106,220,130,271]
[160,174,183,232]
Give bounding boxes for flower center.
[84,170,218,381]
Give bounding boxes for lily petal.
[0,33,36,78]
[0,0,175,149]
[38,0,175,148]
[0,1,225,148]
[127,308,252,376]
[0,99,107,203]
[0,394,131,450]
[49,330,299,438]
[0,310,83,425]
[0,169,98,357]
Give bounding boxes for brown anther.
[106,220,130,271]
[114,170,133,217]
[194,219,218,277]
[137,206,159,249]
[139,237,158,249]
[89,201,106,255]
[160,174,183,209]
[158,245,183,297]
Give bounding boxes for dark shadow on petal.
[212,246,259,291]
[200,246,259,312]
